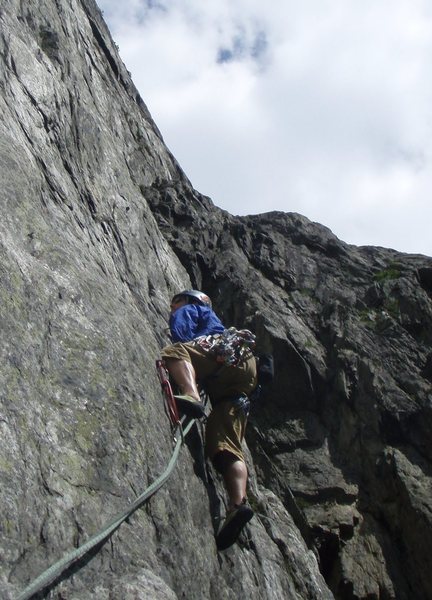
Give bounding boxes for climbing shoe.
[174,395,206,418]
[216,501,254,551]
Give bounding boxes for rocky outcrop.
[148,184,432,599]
[0,1,431,599]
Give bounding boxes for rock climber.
[160,289,257,550]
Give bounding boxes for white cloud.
[98,0,432,256]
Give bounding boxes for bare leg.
[215,451,248,508]
[214,451,253,550]
[223,460,248,509]
[164,358,200,401]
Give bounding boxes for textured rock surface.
[148,196,432,599]
[0,1,431,599]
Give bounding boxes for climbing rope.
[16,364,194,600]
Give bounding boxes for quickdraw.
[194,327,256,366]
[156,359,180,429]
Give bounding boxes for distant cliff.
[1,1,431,599]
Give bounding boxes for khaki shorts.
[205,398,248,464]
[161,341,257,401]
[161,341,257,463]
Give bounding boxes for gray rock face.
[0,1,431,599]
[148,197,432,599]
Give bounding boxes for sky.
[97,0,432,256]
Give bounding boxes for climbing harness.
[16,363,195,600]
[231,394,251,417]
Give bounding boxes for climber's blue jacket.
[169,304,225,343]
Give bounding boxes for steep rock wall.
[148,185,432,599]
[0,1,330,599]
[0,1,431,599]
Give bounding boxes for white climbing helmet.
[172,289,212,307]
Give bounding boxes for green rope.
[17,418,195,600]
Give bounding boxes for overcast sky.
[97,0,432,257]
